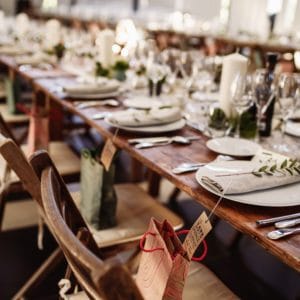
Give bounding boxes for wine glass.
[146,53,169,99]
[273,73,298,152]
[231,74,254,138]
[252,68,276,141]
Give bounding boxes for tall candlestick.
[219,53,248,117]
[97,29,115,68]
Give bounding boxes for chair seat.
[0,141,80,184]
[0,104,29,124]
[65,261,237,300]
[72,183,184,248]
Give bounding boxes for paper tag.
[182,211,212,260]
[100,138,117,171]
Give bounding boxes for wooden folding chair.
[37,150,238,299]
[0,112,80,230]
[0,135,181,298]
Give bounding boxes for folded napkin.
[108,107,182,127]
[200,160,300,195]
[16,52,55,66]
[63,80,119,95]
[0,46,29,56]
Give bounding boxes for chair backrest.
[0,133,41,203]
[0,135,143,299]
[0,113,19,145]
[31,150,144,300]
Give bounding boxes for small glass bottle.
[257,53,278,137]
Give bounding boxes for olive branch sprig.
[215,158,300,178]
[252,159,300,177]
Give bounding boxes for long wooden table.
[0,57,299,272]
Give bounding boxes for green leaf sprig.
[252,159,300,177]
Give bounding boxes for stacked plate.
[105,107,185,133]
[62,79,121,99]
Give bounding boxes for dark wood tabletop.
[31,76,300,272]
[0,54,299,272]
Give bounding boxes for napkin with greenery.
[201,158,300,195]
[107,107,182,127]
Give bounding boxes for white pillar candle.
[44,19,62,48]
[219,53,248,117]
[97,29,115,68]
[16,13,30,37]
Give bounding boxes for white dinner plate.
[196,162,300,207]
[65,90,120,99]
[123,97,163,110]
[206,137,261,157]
[285,121,300,137]
[191,91,219,102]
[105,118,186,133]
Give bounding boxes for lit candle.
[219,53,248,117]
[97,29,115,68]
[44,19,61,47]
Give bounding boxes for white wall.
[228,0,270,40]
[0,0,16,15]
[174,0,222,21]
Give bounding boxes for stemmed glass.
[230,74,254,138]
[146,53,169,99]
[252,68,276,141]
[273,73,298,152]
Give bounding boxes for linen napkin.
[200,159,300,195]
[0,45,29,56]
[62,80,120,95]
[107,107,182,127]
[15,52,55,66]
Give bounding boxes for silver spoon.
[267,226,300,240]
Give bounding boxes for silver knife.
[256,212,300,227]
[128,136,199,145]
[128,136,170,144]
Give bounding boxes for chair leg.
[147,171,161,197]
[0,190,7,232]
[12,247,63,300]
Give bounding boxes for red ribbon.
[140,229,208,262]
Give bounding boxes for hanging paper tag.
[182,211,212,260]
[100,138,117,171]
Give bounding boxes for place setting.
[104,106,186,134]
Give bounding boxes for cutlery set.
[129,136,199,149]
[256,213,300,240]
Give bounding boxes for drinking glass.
[231,74,254,138]
[146,53,169,99]
[273,73,298,152]
[252,68,276,140]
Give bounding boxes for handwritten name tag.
[183,211,212,260]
